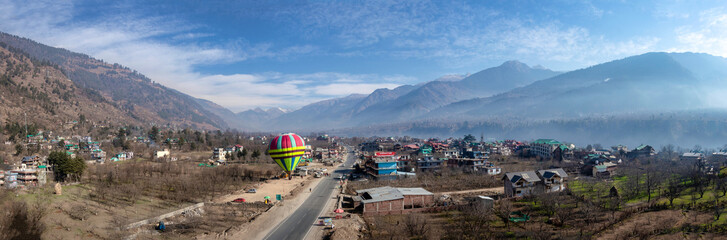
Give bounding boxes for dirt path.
[436,186,503,195]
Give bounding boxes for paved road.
[263,147,356,240]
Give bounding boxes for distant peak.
[499,60,531,71]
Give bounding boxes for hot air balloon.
[268,133,306,180]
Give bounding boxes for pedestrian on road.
[309,188,312,192]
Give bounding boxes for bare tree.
[716,176,727,197]
[404,214,429,239]
[644,164,663,203]
[664,175,683,207]
[446,204,493,240]
[494,200,514,230]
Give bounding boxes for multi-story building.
[530,139,572,160]
[213,148,226,160]
[364,152,398,180]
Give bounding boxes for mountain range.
[2,30,726,147]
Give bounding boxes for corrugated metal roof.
[356,186,432,203]
[397,188,433,196]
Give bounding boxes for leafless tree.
[664,175,683,207]
[446,204,493,240]
[644,164,663,203]
[0,200,46,240]
[404,214,429,239]
[494,200,514,230]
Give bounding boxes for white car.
[322,168,327,172]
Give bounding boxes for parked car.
[247,189,257,193]
[231,198,246,203]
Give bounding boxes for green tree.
[14,144,23,156]
[251,149,260,160]
[238,149,246,160]
[48,151,87,182]
[463,134,476,143]
[148,126,160,142]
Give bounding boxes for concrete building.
[364,152,398,179]
[530,139,572,160]
[354,186,434,216]
[213,148,227,160]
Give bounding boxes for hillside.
[0,42,139,130]
[0,32,228,130]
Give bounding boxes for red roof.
[375,152,396,156]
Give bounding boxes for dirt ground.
[215,162,328,203]
[30,184,190,240]
[596,210,714,240]
[131,202,271,239]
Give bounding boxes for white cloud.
[185,73,408,111]
[672,7,727,57]
[0,0,407,112]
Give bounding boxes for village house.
[353,186,434,216]
[155,149,170,159]
[592,162,618,177]
[537,168,568,192]
[680,152,704,162]
[503,171,541,197]
[503,168,570,197]
[626,145,655,158]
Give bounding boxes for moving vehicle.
[247,188,257,193]
[231,198,246,203]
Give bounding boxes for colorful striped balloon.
[268,133,306,179]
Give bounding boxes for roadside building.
[354,186,434,216]
[364,152,398,179]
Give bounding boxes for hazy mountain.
[268,94,369,130]
[0,32,228,130]
[430,52,725,120]
[262,61,558,130]
[234,107,288,131]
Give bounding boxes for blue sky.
[1,0,726,111]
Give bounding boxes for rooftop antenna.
[480,132,483,143]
